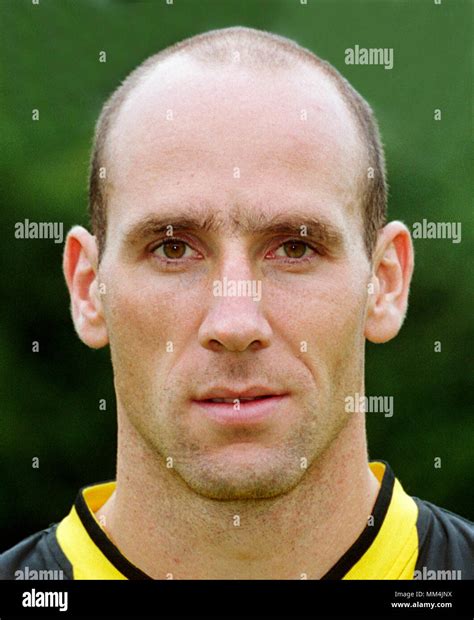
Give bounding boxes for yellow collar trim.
[56,482,124,579]
[344,462,418,579]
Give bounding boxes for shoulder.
[0,524,71,580]
[413,496,474,579]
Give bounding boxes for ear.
[63,225,108,348]
[365,221,414,344]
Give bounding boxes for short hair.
[88,26,387,261]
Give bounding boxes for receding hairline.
[90,26,386,259]
[103,28,367,166]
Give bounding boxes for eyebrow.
[122,207,345,252]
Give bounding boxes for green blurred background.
[1,0,472,549]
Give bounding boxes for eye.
[273,240,317,260]
[152,238,194,260]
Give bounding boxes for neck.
[96,413,380,579]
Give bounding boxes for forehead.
[105,54,365,240]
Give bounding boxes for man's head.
[63,27,413,501]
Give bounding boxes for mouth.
[204,395,273,404]
[192,391,288,426]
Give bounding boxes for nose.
[198,260,272,353]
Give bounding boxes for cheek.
[102,276,201,416]
[103,272,203,360]
[266,268,367,370]
[312,281,368,387]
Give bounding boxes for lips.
[206,395,273,404]
[192,393,288,426]
[196,387,282,401]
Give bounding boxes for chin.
[176,454,306,501]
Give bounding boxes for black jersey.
[1,461,473,580]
